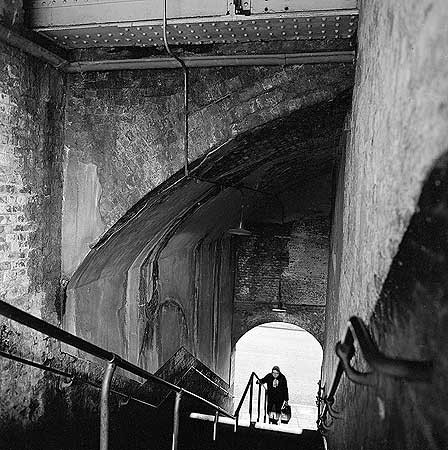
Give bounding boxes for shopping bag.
[280,404,291,424]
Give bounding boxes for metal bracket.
[235,0,251,15]
[336,341,376,386]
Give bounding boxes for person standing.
[257,366,289,425]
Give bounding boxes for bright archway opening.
[233,322,323,430]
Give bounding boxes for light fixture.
[272,277,286,313]
[228,191,252,236]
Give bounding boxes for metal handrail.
[234,372,267,431]
[0,300,234,449]
[0,349,157,409]
[317,316,433,431]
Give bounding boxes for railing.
[317,316,433,431]
[0,299,234,450]
[234,372,267,431]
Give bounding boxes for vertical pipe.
[172,390,182,450]
[257,382,261,423]
[100,359,117,450]
[317,380,322,427]
[234,414,238,433]
[248,376,253,423]
[264,389,267,423]
[213,411,219,441]
[163,0,189,177]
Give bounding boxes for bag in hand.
[280,404,291,424]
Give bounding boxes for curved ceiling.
[69,89,351,289]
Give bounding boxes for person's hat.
[272,366,281,372]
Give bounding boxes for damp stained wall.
[323,1,448,448]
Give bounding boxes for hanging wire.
[163,0,189,177]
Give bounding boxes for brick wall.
[0,37,65,423]
[323,1,448,448]
[63,63,354,278]
[233,215,329,345]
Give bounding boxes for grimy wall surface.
[323,1,448,449]
[64,63,353,383]
[0,37,66,430]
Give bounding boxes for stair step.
[189,413,303,435]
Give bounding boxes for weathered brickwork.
[323,1,448,449]
[233,216,329,345]
[63,63,354,278]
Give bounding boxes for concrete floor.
[233,322,322,430]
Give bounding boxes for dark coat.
[259,372,289,413]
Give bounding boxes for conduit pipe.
[0,24,68,68]
[64,51,354,72]
[163,0,189,177]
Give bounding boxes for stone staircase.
[181,413,324,450]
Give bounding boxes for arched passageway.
[64,88,351,390]
[233,322,322,430]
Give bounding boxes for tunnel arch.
[232,321,323,429]
[232,311,324,348]
[64,89,352,382]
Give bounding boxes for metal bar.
[348,317,433,381]
[264,389,267,423]
[100,359,117,450]
[0,24,68,69]
[257,382,261,422]
[213,411,219,441]
[0,349,73,379]
[0,300,233,419]
[64,51,355,73]
[171,390,182,450]
[163,0,189,177]
[0,349,157,409]
[32,9,359,31]
[248,375,253,423]
[190,367,232,396]
[234,374,254,415]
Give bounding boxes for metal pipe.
[0,24,68,69]
[0,349,158,409]
[257,382,261,423]
[0,300,233,419]
[264,389,267,423]
[64,51,355,73]
[171,390,182,450]
[248,375,253,424]
[190,367,232,396]
[213,411,219,441]
[0,349,74,379]
[100,359,117,450]
[163,0,189,177]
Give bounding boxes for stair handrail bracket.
[339,316,433,384]
[317,315,434,432]
[0,299,233,450]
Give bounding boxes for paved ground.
[233,323,322,430]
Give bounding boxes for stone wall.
[323,1,448,449]
[0,38,65,425]
[63,63,354,279]
[232,218,328,345]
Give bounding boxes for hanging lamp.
[272,277,286,313]
[228,191,252,236]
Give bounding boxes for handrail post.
[213,411,219,441]
[100,358,117,450]
[257,382,261,423]
[234,413,239,433]
[264,388,267,423]
[172,390,182,450]
[248,375,254,424]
